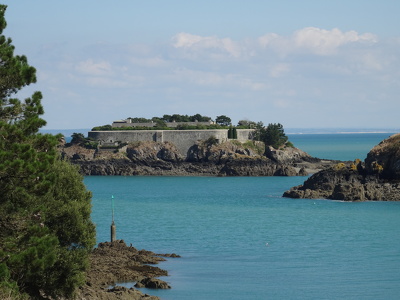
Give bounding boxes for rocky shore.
[77,240,179,300]
[59,140,337,177]
[283,133,400,201]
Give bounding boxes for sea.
[81,131,400,300]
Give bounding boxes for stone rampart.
[88,129,254,157]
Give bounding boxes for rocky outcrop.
[364,133,400,180]
[126,141,184,163]
[77,240,180,300]
[283,133,400,201]
[265,145,310,163]
[135,278,171,289]
[59,139,334,177]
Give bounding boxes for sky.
[2,0,400,130]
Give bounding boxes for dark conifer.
[0,5,95,299]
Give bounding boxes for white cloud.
[172,28,378,62]
[172,32,242,57]
[257,27,378,56]
[292,27,378,55]
[60,57,147,88]
[258,33,280,48]
[75,59,112,76]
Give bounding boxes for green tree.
[262,123,288,148]
[91,124,112,131]
[154,119,167,128]
[250,121,264,141]
[215,115,231,126]
[162,114,173,122]
[252,122,289,149]
[189,113,211,122]
[0,5,95,298]
[71,132,86,144]
[129,117,151,123]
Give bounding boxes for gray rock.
[135,278,171,289]
[60,140,335,177]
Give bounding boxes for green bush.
[91,124,112,131]
[286,141,294,148]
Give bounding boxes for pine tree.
[0,5,95,299]
[263,123,288,149]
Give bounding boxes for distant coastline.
[285,128,399,134]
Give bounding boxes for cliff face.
[364,133,400,180]
[59,140,329,177]
[283,133,400,201]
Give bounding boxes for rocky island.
[283,133,400,201]
[59,138,336,177]
[58,116,341,177]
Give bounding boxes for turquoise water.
[288,133,395,161]
[85,133,400,300]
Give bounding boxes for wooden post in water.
[111,221,116,242]
[111,195,116,242]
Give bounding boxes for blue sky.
[3,0,400,130]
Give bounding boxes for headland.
[283,133,400,201]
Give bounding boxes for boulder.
[135,278,171,289]
[265,146,312,164]
[273,166,298,176]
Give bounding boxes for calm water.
[288,132,395,161]
[85,133,400,300]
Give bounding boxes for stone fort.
[89,126,254,157]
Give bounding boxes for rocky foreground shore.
[77,240,179,300]
[284,133,400,201]
[59,140,337,177]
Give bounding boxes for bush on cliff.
[0,5,95,298]
[252,122,289,149]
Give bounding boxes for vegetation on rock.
[0,5,95,298]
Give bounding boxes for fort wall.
[88,129,254,156]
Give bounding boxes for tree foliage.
[0,5,95,298]
[252,122,289,149]
[263,123,288,148]
[237,119,257,128]
[71,132,86,144]
[215,115,231,126]
[161,113,211,122]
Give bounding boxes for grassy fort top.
[92,114,239,131]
